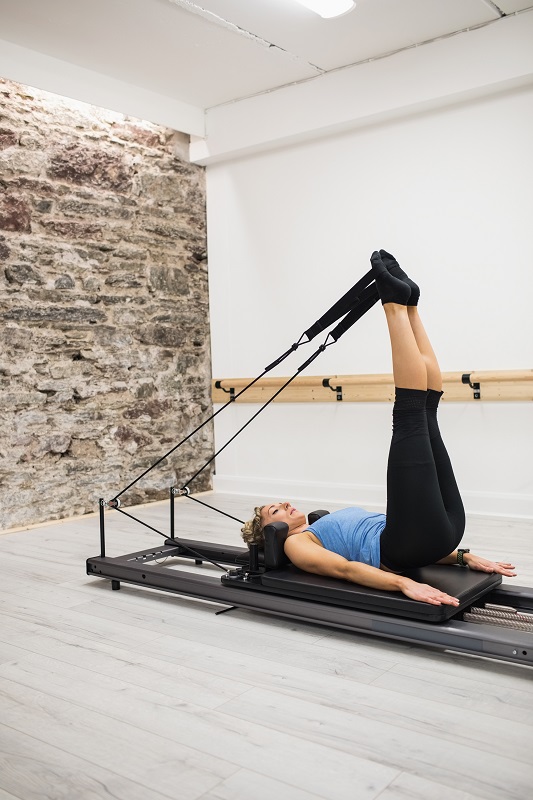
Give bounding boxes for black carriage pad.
[260,565,502,622]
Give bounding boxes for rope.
[106,270,378,535]
[184,494,245,525]
[113,505,227,572]
[112,340,309,502]
[181,336,339,491]
[112,270,374,501]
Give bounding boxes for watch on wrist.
[457,548,470,566]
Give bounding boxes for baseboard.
[213,475,386,513]
[213,475,533,519]
[0,489,217,536]
[458,490,533,519]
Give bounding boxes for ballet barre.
[212,369,533,403]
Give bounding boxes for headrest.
[308,509,330,524]
[262,509,330,571]
[263,522,290,570]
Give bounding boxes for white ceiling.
[0,0,531,110]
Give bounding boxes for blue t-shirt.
[306,507,386,568]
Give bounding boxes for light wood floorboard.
[0,492,532,800]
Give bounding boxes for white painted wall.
[207,81,533,518]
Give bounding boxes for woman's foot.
[379,249,420,306]
[370,251,411,305]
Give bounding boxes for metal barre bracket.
[462,373,481,400]
[214,380,235,400]
[322,378,343,401]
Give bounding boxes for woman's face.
[260,501,306,531]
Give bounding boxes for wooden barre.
[464,370,533,383]
[214,370,533,389]
[215,374,394,389]
[212,369,533,403]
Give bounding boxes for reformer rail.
[87,516,533,667]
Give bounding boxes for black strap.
[182,369,309,491]
[304,268,374,341]
[113,371,267,501]
[329,284,379,341]
[181,287,378,493]
[107,272,379,547]
[111,270,376,503]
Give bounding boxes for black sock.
[370,251,411,305]
[379,249,420,306]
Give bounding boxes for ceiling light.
[292,0,356,19]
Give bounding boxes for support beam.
[191,12,533,164]
[0,38,205,137]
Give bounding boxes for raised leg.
[370,249,427,391]
[383,303,427,390]
[407,307,442,392]
[407,307,464,536]
[371,251,464,569]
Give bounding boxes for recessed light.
[291,0,356,19]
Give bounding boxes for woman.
[241,249,516,607]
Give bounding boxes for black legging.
[379,387,465,571]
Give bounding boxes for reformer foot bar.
[87,271,533,667]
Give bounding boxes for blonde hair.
[241,505,265,546]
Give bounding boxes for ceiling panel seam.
[206,10,530,112]
[481,0,506,15]
[166,0,325,74]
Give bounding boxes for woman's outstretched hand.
[398,577,460,606]
[464,554,517,577]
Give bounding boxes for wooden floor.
[1,492,532,800]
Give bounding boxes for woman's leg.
[406,307,465,541]
[406,307,442,392]
[378,249,441,391]
[384,304,427,390]
[371,254,463,569]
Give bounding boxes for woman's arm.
[436,550,517,576]
[285,535,459,606]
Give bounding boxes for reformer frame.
[87,269,533,667]
[87,537,533,667]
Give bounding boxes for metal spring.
[465,607,533,633]
[473,606,533,621]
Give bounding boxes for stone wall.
[0,78,213,530]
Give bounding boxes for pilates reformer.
[87,269,533,667]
